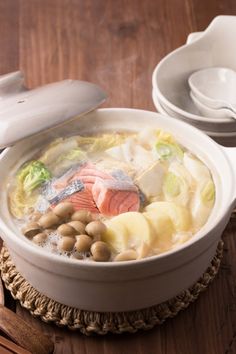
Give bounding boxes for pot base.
[0,242,223,335]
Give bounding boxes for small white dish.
[189,67,236,115]
[190,91,236,120]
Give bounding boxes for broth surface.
[8,128,215,262]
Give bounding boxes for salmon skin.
[49,179,84,205]
[41,163,85,199]
[53,162,86,189]
[47,162,107,213]
[111,169,133,182]
[46,162,140,215]
[69,163,113,191]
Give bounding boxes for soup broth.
[8,128,215,262]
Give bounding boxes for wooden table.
[1,1,236,353]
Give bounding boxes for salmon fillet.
[92,179,140,216]
[51,162,139,215]
[70,164,113,191]
[51,163,111,213]
[63,189,98,213]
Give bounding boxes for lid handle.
[0,71,26,97]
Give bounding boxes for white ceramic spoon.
[188,67,236,116]
[190,91,236,120]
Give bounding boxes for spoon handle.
[0,304,54,354]
[0,335,31,354]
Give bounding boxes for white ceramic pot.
[0,108,235,312]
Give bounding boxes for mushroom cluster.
[22,202,111,262]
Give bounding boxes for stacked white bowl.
[188,67,236,120]
[152,16,236,147]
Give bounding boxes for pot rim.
[0,107,235,269]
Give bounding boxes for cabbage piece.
[9,160,51,218]
[183,153,215,229]
[201,180,215,205]
[163,173,182,197]
[95,157,136,178]
[155,141,184,161]
[77,134,127,153]
[132,145,155,169]
[39,137,78,167]
[144,201,192,232]
[191,180,215,229]
[183,153,211,183]
[48,148,87,176]
[137,128,159,149]
[9,185,38,218]
[156,130,176,144]
[62,148,85,160]
[106,138,153,170]
[154,131,184,161]
[18,161,51,192]
[105,145,124,160]
[169,161,193,185]
[163,162,193,207]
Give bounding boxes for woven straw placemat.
[0,242,223,335]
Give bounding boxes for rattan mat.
[0,242,223,335]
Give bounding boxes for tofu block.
[135,162,165,198]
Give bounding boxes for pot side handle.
[222,146,236,204]
[0,71,25,96]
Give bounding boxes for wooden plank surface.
[0,1,236,353]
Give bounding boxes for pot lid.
[0,71,107,148]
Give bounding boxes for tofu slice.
[135,161,165,198]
